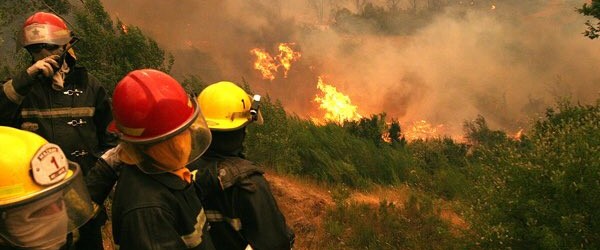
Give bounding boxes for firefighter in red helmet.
[0,11,114,250]
[95,69,215,249]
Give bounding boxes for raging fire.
[250,48,278,80]
[277,43,301,78]
[403,120,445,141]
[314,77,362,124]
[249,43,449,139]
[250,43,301,80]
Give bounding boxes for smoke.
[101,0,600,136]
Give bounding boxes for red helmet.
[108,69,212,172]
[110,69,197,142]
[22,12,71,47]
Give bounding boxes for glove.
[100,144,124,176]
[86,145,124,205]
[26,55,60,78]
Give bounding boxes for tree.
[343,113,387,146]
[388,118,406,147]
[462,115,507,147]
[577,0,600,39]
[73,0,173,92]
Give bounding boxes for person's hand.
[101,145,122,167]
[26,55,60,78]
[100,145,124,176]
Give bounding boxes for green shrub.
[406,138,470,199]
[323,192,466,249]
[468,99,600,249]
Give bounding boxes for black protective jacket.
[1,61,114,250]
[0,66,114,175]
[112,166,215,250]
[190,156,295,250]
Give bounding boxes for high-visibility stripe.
[3,80,25,104]
[204,209,223,220]
[21,107,95,118]
[181,208,206,248]
[205,209,242,231]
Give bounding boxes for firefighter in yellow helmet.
[0,126,95,250]
[190,81,295,250]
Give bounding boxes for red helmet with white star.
[22,12,72,47]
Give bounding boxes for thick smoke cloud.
[101,0,600,136]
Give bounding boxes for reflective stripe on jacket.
[0,67,114,174]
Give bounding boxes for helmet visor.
[134,105,212,174]
[0,162,94,248]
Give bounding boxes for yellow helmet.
[0,126,94,248]
[198,81,263,131]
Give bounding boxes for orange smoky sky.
[101,0,600,136]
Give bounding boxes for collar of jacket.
[144,167,190,190]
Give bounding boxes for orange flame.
[250,48,278,80]
[277,43,301,77]
[403,120,445,141]
[250,43,301,80]
[121,24,128,34]
[512,128,524,140]
[381,132,392,143]
[314,77,362,124]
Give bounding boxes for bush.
[323,191,466,249]
[406,138,470,199]
[468,99,600,249]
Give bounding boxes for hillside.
[265,170,467,249]
[100,169,466,250]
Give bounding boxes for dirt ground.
[264,171,335,250]
[265,170,467,249]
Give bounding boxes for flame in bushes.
[314,76,362,124]
[250,43,301,80]
[403,120,445,141]
[512,128,524,140]
[249,44,452,140]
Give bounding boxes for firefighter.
[105,69,215,249]
[0,12,114,249]
[0,126,96,250]
[190,81,295,250]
